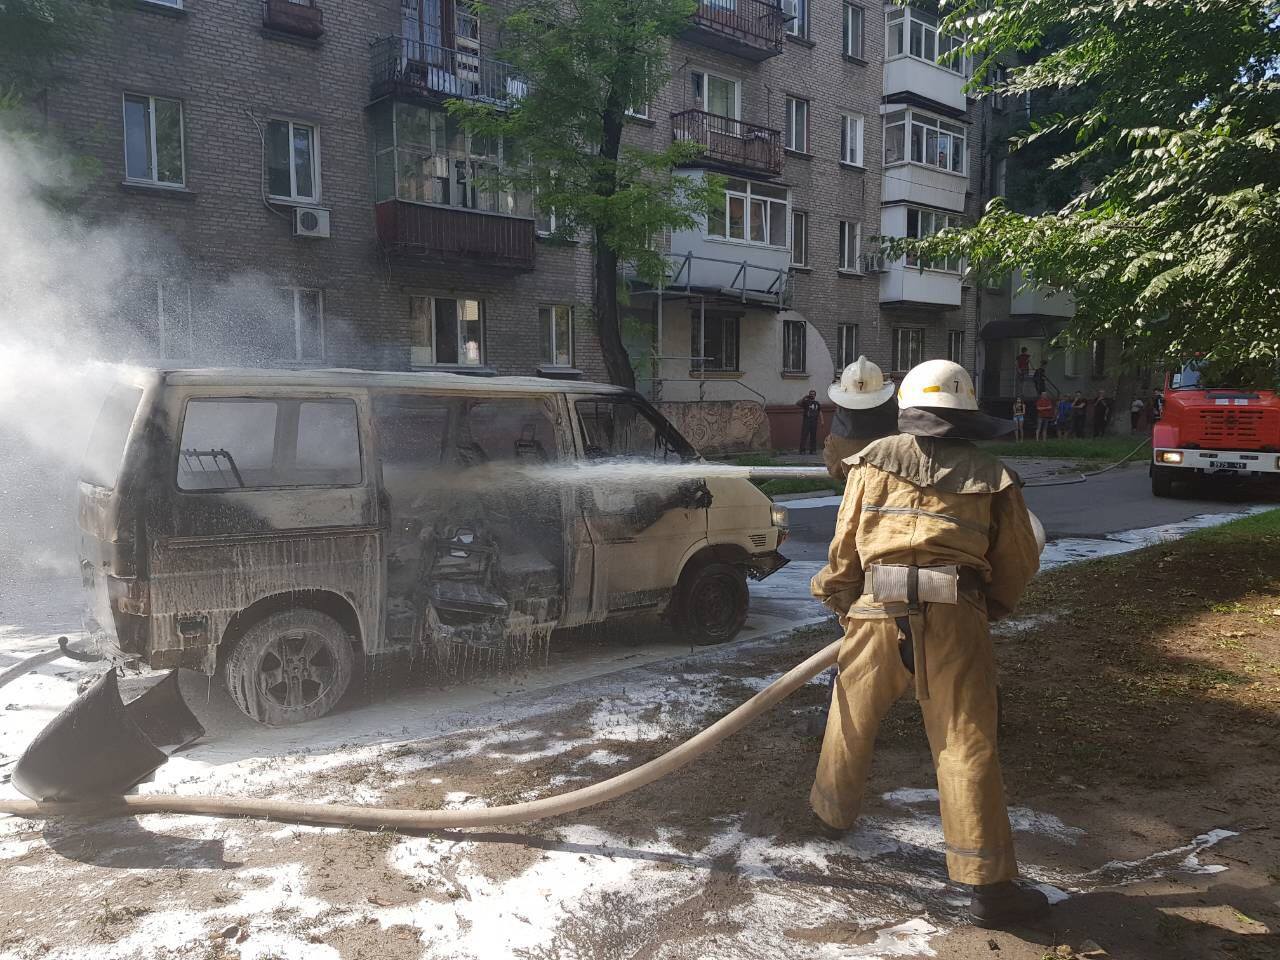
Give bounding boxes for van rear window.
[177,398,362,490]
[80,385,144,489]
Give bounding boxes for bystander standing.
[1092,390,1113,437]
[1035,392,1054,440]
[1130,395,1145,432]
[1071,391,1088,438]
[1012,396,1026,442]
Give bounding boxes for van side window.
[462,398,559,464]
[575,398,687,463]
[80,385,144,489]
[373,395,450,467]
[177,398,361,490]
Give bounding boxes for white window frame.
[892,327,925,372]
[783,0,807,38]
[884,109,967,176]
[122,93,185,187]
[708,178,790,249]
[838,220,862,273]
[905,206,963,273]
[266,118,321,203]
[840,113,864,166]
[784,96,810,154]
[884,7,970,76]
[947,330,964,364]
[140,0,182,8]
[782,319,807,374]
[790,210,808,267]
[540,304,575,367]
[837,323,858,369]
[278,287,325,362]
[409,295,485,368]
[691,68,740,119]
[843,3,866,59]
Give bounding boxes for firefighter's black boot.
[967,881,1050,929]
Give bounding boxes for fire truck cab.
[1151,361,1280,497]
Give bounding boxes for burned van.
[77,369,788,724]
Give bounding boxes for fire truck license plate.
[1215,461,1246,471]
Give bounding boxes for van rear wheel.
[224,609,355,726]
[675,561,749,645]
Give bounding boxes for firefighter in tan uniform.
[823,356,899,481]
[810,359,1050,928]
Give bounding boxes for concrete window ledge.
[781,371,810,379]
[134,0,187,18]
[536,365,584,380]
[119,181,197,200]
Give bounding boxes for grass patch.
[1185,507,1280,543]
[756,477,840,497]
[977,436,1149,461]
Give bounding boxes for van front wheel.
[224,609,355,726]
[675,561,749,645]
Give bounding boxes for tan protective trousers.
[810,595,1017,885]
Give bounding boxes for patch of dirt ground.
[2,518,1280,958]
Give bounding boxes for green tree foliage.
[453,0,721,388]
[0,1,120,93]
[900,0,1280,367]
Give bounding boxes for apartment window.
[626,59,655,119]
[838,221,862,272]
[885,7,970,76]
[883,110,966,175]
[1064,348,1082,378]
[783,0,807,38]
[124,277,192,359]
[905,206,963,273]
[947,330,964,364]
[540,305,574,367]
[692,314,740,373]
[708,178,789,247]
[843,4,866,59]
[837,323,858,369]
[790,210,808,267]
[266,119,319,202]
[840,114,864,166]
[990,63,1010,112]
[123,94,184,186]
[782,320,807,374]
[784,97,810,154]
[691,70,738,118]
[892,327,925,372]
[276,287,324,362]
[409,295,484,367]
[1090,339,1107,378]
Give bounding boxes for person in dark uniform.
[797,390,823,455]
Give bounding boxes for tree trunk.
[593,235,636,389]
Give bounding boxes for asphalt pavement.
[780,461,1276,562]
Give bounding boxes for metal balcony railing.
[671,110,783,176]
[262,0,324,39]
[686,0,787,59]
[627,250,790,308]
[370,37,527,106]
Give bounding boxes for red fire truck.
[1151,361,1280,497]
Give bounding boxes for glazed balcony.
[683,0,788,60]
[262,0,324,39]
[671,110,783,177]
[375,200,535,270]
[369,37,526,106]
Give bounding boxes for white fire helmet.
[829,355,896,410]
[1028,509,1046,554]
[898,359,979,412]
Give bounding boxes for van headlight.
[1157,450,1184,464]
[770,504,789,528]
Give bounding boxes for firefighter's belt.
[869,564,962,702]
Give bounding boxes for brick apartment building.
[32,0,1110,447]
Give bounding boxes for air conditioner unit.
[293,206,331,239]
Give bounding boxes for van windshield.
[79,385,144,489]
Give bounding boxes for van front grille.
[749,533,768,549]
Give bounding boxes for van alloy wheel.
[224,610,355,726]
[677,561,749,646]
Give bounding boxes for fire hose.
[0,639,841,830]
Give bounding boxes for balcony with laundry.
[369,36,527,107]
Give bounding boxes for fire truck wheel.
[224,609,355,726]
[1151,465,1176,498]
[675,561,750,646]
